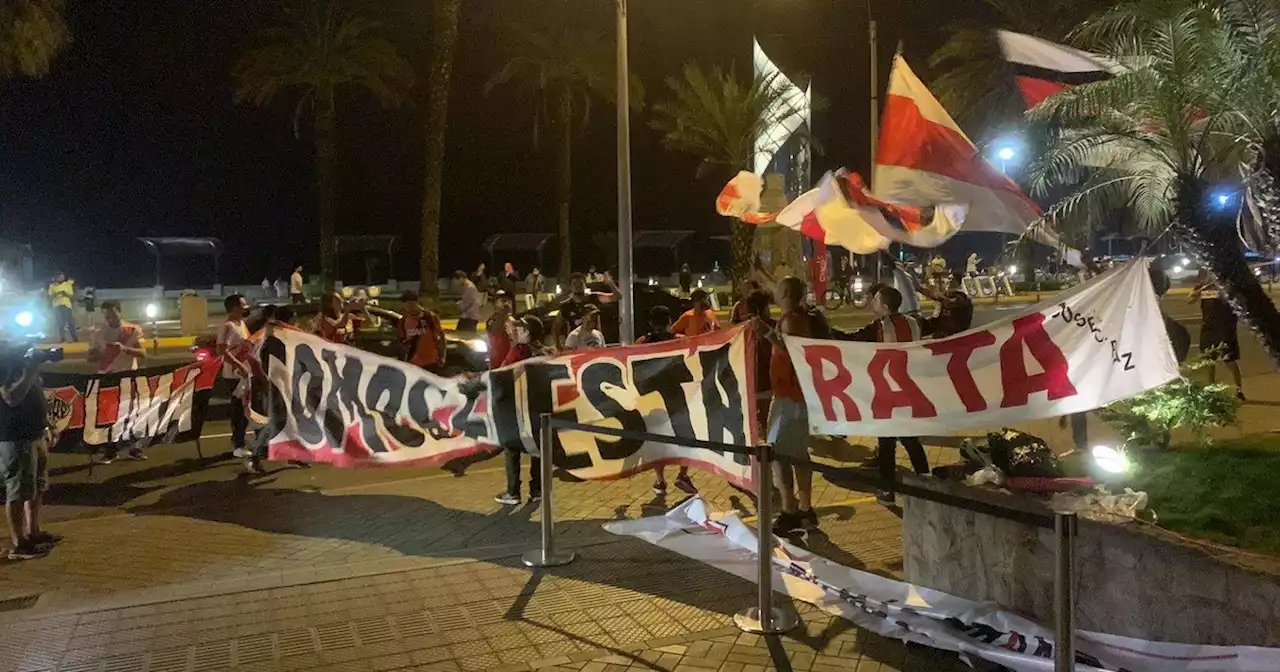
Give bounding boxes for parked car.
[194,304,489,374]
[520,282,691,343]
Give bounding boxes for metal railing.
[521,413,1079,669]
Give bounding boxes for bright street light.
[14,311,33,328]
[1091,445,1131,474]
[145,303,159,319]
[997,147,1016,162]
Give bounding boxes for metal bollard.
[1054,511,1078,672]
[734,444,798,634]
[521,414,576,568]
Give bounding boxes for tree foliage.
[233,0,413,290]
[0,0,70,79]
[650,64,809,285]
[484,11,641,281]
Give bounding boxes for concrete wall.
[901,479,1280,647]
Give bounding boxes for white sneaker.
[232,447,248,458]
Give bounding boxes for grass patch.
[1129,435,1280,556]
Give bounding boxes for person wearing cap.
[553,272,620,348]
[563,305,604,351]
[495,315,547,505]
[672,289,719,337]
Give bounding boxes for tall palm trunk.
[1253,137,1280,252]
[730,220,754,289]
[419,0,461,298]
[1174,175,1280,366]
[556,87,573,282]
[316,85,338,293]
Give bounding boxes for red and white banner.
[606,498,1280,672]
[787,261,1179,436]
[261,325,758,485]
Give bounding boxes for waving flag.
[768,171,967,253]
[997,30,1116,109]
[874,55,1049,243]
[715,171,775,224]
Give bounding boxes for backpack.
[1163,313,1191,363]
[806,306,833,339]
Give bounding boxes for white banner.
[261,325,758,485]
[605,500,1280,672]
[787,261,1180,436]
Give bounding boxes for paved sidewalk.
[0,434,966,672]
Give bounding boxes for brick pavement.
[0,436,969,672]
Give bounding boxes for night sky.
[0,0,997,288]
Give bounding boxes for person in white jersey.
[216,294,252,457]
[87,300,148,462]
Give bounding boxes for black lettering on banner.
[290,344,326,446]
[488,369,522,449]
[580,360,646,461]
[263,335,291,443]
[406,379,455,441]
[697,343,748,463]
[632,354,694,439]
[1053,301,1135,372]
[322,349,367,447]
[450,376,489,440]
[523,362,586,469]
[1032,636,1053,658]
[364,364,422,451]
[965,623,1004,644]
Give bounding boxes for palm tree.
[650,63,808,286]
[0,0,70,78]
[928,0,1114,132]
[1030,3,1280,364]
[418,0,460,298]
[233,0,413,291]
[484,15,641,281]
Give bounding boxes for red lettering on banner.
[925,330,997,412]
[95,386,120,426]
[999,314,1078,408]
[803,345,861,422]
[867,350,937,419]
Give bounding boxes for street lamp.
[995,144,1018,175]
[616,0,635,344]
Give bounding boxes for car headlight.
[468,338,489,353]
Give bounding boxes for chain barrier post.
[1054,511,1078,671]
[734,444,798,634]
[522,414,575,568]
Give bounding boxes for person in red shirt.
[672,289,719,337]
[398,291,445,372]
[763,277,816,536]
[316,293,366,345]
[495,316,547,504]
[487,291,515,369]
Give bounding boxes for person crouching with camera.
[0,347,59,560]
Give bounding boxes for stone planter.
[900,475,1280,646]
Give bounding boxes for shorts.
[0,439,38,503]
[767,396,810,462]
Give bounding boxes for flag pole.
[868,2,879,282]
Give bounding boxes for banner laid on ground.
[42,360,220,452]
[788,261,1180,436]
[606,499,1280,672]
[261,325,757,485]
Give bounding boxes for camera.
[0,345,62,376]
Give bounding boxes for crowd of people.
[0,253,1228,559]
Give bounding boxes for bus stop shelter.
[482,233,555,273]
[333,235,399,285]
[137,237,223,289]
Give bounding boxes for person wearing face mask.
[494,315,549,505]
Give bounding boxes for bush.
[1097,354,1240,450]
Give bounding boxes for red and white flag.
[773,171,967,254]
[997,30,1115,109]
[873,55,1047,240]
[715,171,775,225]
